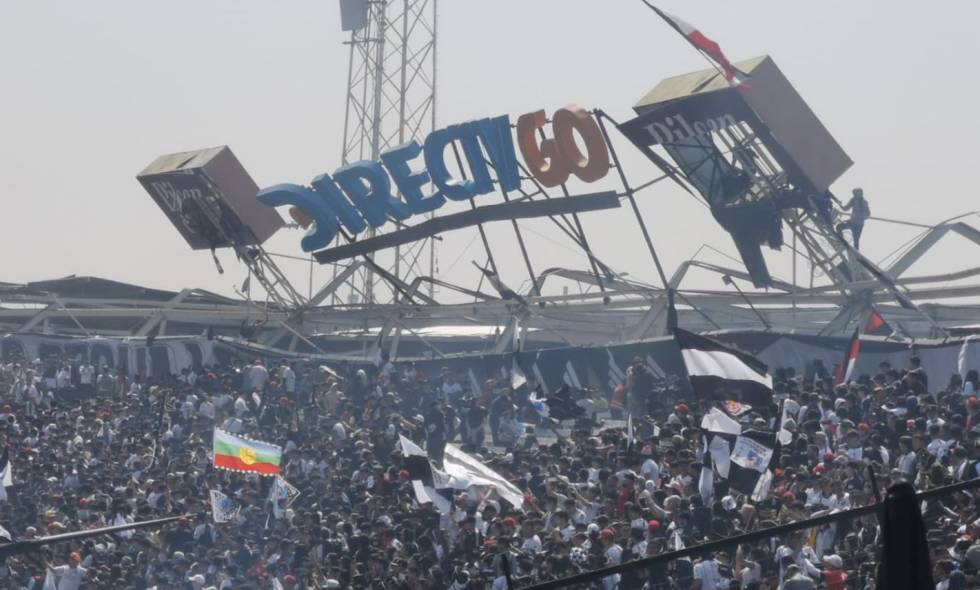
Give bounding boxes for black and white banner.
[729,436,773,493]
[701,408,740,479]
[777,399,801,446]
[676,328,773,406]
[700,408,776,500]
[399,435,525,511]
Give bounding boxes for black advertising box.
[137,146,284,250]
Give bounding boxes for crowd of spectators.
[0,349,978,589]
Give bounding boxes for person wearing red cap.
[599,528,623,590]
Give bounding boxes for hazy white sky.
[2,1,979,303]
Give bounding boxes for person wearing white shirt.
[194,520,217,545]
[198,398,215,421]
[898,437,917,477]
[233,395,249,418]
[180,398,196,421]
[79,364,95,390]
[520,531,542,554]
[247,360,269,392]
[441,378,463,402]
[221,417,243,433]
[44,554,87,590]
[213,392,232,410]
[331,420,347,442]
[281,364,296,395]
[641,456,661,485]
[693,552,732,590]
[96,371,113,395]
[927,436,952,460]
[600,534,623,590]
[55,367,71,391]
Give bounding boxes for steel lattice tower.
[338,0,438,306]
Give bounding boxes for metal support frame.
[338,0,438,306]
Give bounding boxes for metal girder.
[17,304,55,333]
[533,267,655,294]
[135,288,192,337]
[307,262,362,308]
[888,222,980,278]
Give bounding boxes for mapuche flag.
[213,429,283,475]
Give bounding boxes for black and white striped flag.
[675,328,773,406]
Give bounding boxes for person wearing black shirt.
[464,398,488,448]
[489,391,512,446]
[425,402,447,464]
[627,358,655,416]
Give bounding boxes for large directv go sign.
[258,105,610,253]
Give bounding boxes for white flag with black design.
[399,435,436,488]
[728,433,775,496]
[0,449,12,503]
[701,407,741,479]
[777,399,801,446]
[210,489,241,523]
[511,357,528,390]
[271,475,301,508]
[400,435,525,510]
[750,468,773,502]
[698,445,714,505]
[675,328,773,406]
[443,443,525,509]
